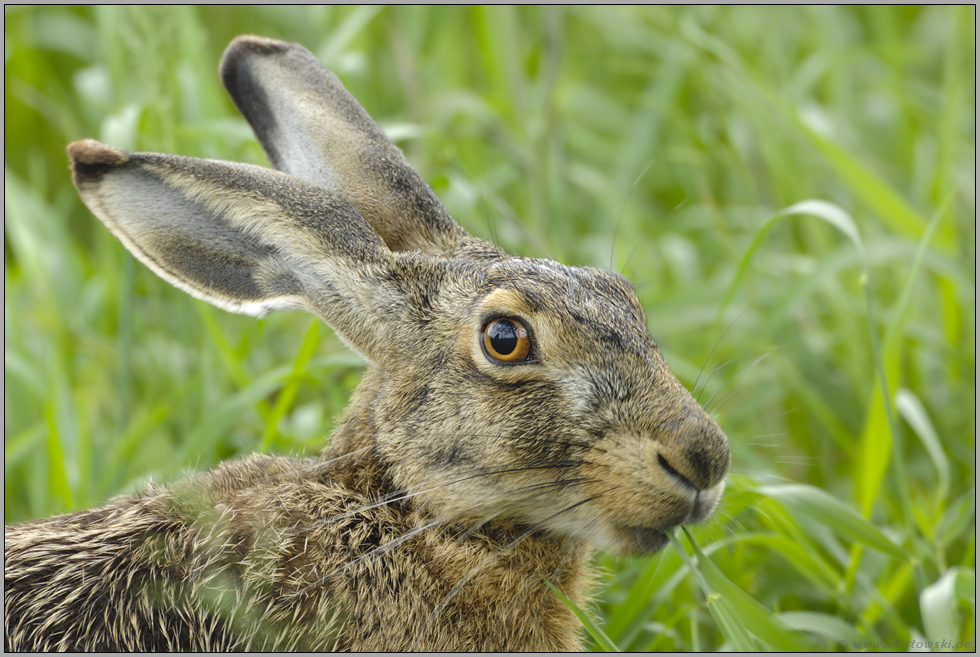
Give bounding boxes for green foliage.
[4,5,975,651]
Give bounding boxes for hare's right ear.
[68,139,423,365]
[220,35,469,256]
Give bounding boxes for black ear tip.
[227,34,292,55]
[220,35,293,81]
[68,140,129,184]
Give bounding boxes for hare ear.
[68,139,420,365]
[220,35,469,256]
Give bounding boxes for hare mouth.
[613,489,723,554]
[620,526,670,553]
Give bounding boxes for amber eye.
[482,318,532,363]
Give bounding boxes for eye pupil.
[488,320,519,355]
[482,318,532,363]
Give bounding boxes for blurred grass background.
[4,5,975,651]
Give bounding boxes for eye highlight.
[482,318,533,363]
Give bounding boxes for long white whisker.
[693,307,749,395]
[299,519,446,597]
[703,351,776,412]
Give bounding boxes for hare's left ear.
[220,35,468,256]
[68,140,429,366]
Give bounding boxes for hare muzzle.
[575,351,731,555]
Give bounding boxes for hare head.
[68,36,729,558]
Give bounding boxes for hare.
[4,36,730,652]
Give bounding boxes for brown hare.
[4,35,730,652]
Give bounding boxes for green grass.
[4,6,975,651]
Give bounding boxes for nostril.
[657,453,696,490]
[684,435,730,490]
[655,410,731,490]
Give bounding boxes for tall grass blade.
[542,577,620,652]
[779,611,864,645]
[759,484,905,559]
[920,567,976,648]
[718,199,865,326]
[667,532,758,651]
[260,322,321,452]
[895,389,951,515]
[671,530,817,651]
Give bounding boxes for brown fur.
[4,36,730,651]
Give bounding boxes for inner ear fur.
[220,35,469,256]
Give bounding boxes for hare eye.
[482,318,532,363]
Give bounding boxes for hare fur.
[4,36,730,651]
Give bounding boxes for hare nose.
[656,415,730,491]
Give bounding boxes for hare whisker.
[693,308,750,395]
[418,508,540,641]
[747,430,791,442]
[519,494,605,541]
[714,509,747,535]
[287,459,589,538]
[481,169,500,249]
[722,407,797,434]
[703,351,775,413]
[503,433,596,452]
[286,445,373,475]
[611,159,656,272]
[727,469,791,482]
[319,467,599,548]
[417,567,483,647]
[299,518,448,597]
[693,353,750,398]
[418,507,584,651]
[774,456,818,466]
[705,381,747,417]
[323,429,595,454]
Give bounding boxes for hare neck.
[318,374,597,650]
[319,371,398,496]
